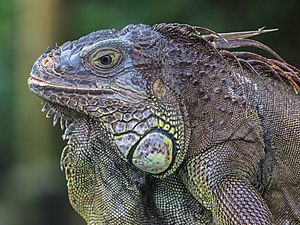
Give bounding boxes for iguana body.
[28,23,300,224]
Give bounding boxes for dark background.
[0,0,299,224]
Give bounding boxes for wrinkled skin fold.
[28,23,300,224]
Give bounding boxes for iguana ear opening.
[152,78,166,100]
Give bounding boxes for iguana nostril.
[41,56,54,68]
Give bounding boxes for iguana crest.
[155,23,300,93]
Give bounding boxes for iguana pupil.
[100,55,112,65]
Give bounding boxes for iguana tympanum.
[28,23,300,225]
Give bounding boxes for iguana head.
[28,24,190,178]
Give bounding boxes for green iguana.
[28,23,300,225]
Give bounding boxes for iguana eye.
[92,49,121,69]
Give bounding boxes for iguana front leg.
[61,117,151,224]
[181,140,273,225]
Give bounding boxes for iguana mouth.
[28,75,114,96]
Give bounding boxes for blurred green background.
[0,0,299,224]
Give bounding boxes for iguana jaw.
[29,71,187,178]
[29,76,183,177]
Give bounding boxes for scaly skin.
[28,23,300,224]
